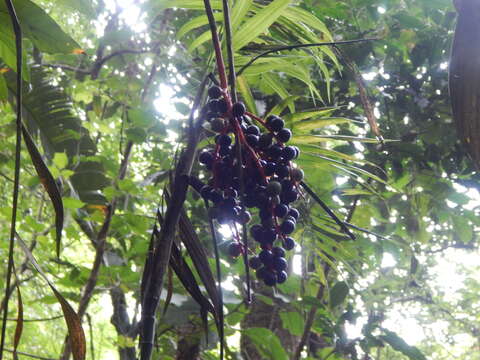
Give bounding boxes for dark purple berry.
[232,102,246,117]
[292,146,300,159]
[283,189,298,203]
[219,145,231,156]
[264,162,276,176]
[291,168,304,182]
[278,128,292,143]
[268,144,283,159]
[263,270,277,286]
[246,125,260,136]
[288,208,299,220]
[273,257,288,271]
[274,204,289,218]
[216,134,232,147]
[209,189,223,204]
[249,256,262,270]
[199,151,213,165]
[208,99,220,113]
[266,115,279,126]
[281,179,294,192]
[272,246,286,258]
[228,242,243,257]
[270,117,284,132]
[266,181,282,196]
[259,250,274,265]
[282,146,296,161]
[218,98,228,113]
[277,271,288,284]
[208,85,222,99]
[263,227,277,243]
[246,134,259,147]
[259,133,273,149]
[250,224,264,240]
[238,210,252,224]
[284,237,296,251]
[280,220,296,235]
[256,267,268,280]
[285,215,297,224]
[275,164,290,178]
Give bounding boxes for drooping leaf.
[380,329,427,360]
[233,0,291,51]
[329,281,349,308]
[21,125,64,257]
[0,0,82,54]
[12,266,23,360]
[16,233,86,360]
[244,327,289,360]
[279,311,304,336]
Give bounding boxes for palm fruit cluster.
[196,85,304,287]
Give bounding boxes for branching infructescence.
[194,90,304,287]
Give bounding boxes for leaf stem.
[1,2,22,359]
[203,0,228,89]
[237,38,379,76]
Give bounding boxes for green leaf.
[232,0,253,30]
[187,30,212,52]
[177,13,222,39]
[380,329,427,360]
[279,311,304,336]
[22,126,64,257]
[233,0,292,51]
[126,127,147,144]
[237,75,258,114]
[53,152,68,169]
[261,73,294,112]
[0,29,30,81]
[265,95,299,117]
[0,0,82,54]
[329,281,349,308]
[282,7,332,40]
[244,328,289,360]
[0,74,7,101]
[16,234,86,360]
[56,0,95,17]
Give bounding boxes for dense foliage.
[0,0,479,359]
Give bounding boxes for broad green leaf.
[293,134,390,144]
[233,0,292,51]
[53,152,69,169]
[294,117,352,132]
[265,95,299,117]
[284,107,334,122]
[177,14,221,40]
[279,311,304,336]
[380,329,427,360]
[188,30,212,53]
[0,0,82,54]
[144,0,222,13]
[261,73,293,112]
[232,0,253,30]
[329,281,349,308]
[244,328,288,360]
[0,29,30,80]
[282,7,332,40]
[56,0,95,17]
[339,188,373,196]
